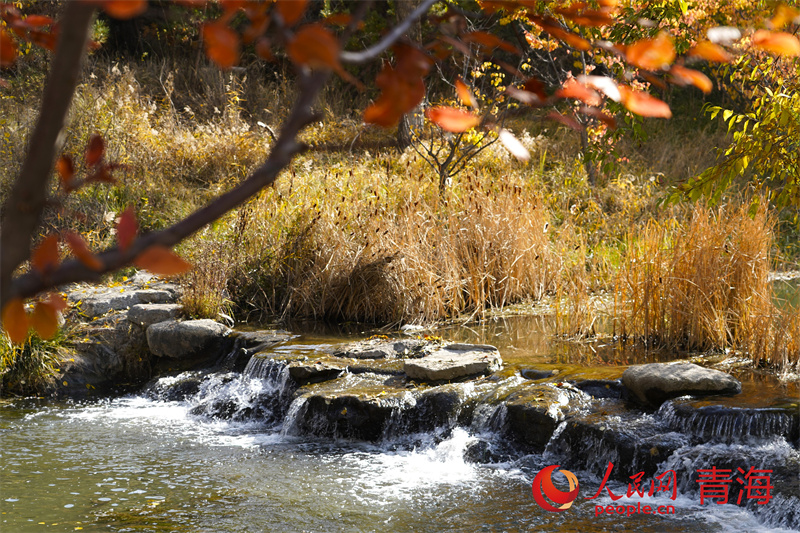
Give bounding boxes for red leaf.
[202,22,240,69]
[546,111,582,130]
[626,32,675,70]
[1,298,29,344]
[455,78,477,108]
[426,107,481,132]
[85,134,104,166]
[688,41,732,63]
[30,301,58,340]
[102,0,147,19]
[31,234,60,274]
[555,78,601,106]
[56,155,76,192]
[670,65,713,94]
[287,24,340,70]
[117,207,138,251]
[323,13,356,27]
[134,245,192,276]
[1,27,17,67]
[752,30,800,57]
[619,86,672,118]
[275,0,308,26]
[64,232,103,271]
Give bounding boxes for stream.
[1,316,798,532]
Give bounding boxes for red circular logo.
[532,465,580,512]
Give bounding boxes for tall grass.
[611,202,799,371]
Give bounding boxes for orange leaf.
[31,301,58,340]
[117,206,138,251]
[134,245,192,276]
[770,4,800,30]
[31,234,60,274]
[688,41,732,63]
[752,30,800,57]
[461,31,519,54]
[287,24,340,70]
[578,106,617,129]
[1,27,17,67]
[455,79,477,108]
[670,65,712,94]
[202,22,240,69]
[1,298,29,344]
[529,16,591,51]
[102,0,147,19]
[619,86,672,118]
[64,232,103,271]
[556,78,601,106]
[363,44,430,128]
[22,15,54,28]
[45,293,68,313]
[626,32,675,70]
[275,0,308,26]
[85,134,104,166]
[56,155,75,192]
[425,107,481,132]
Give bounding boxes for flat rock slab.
[404,343,502,382]
[147,319,230,359]
[288,360,347,384]
[68,286,176,318]
[329,338,428,359]
[622,362,741,406]
[128,303,182,327]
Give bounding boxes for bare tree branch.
[340,0,437,64]
[6,71,331,304]
[0,1,95,309]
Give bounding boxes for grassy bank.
[1,56,798,375]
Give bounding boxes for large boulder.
[404,343,502,381]
[147,319,230,359]
[127,303,182,327]
[622,362,741,406]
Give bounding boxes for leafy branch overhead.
[1,0,799,343]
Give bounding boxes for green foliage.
[676,85,800,210]
[0,329,69,395]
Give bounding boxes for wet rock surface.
[404,344,502,382]
[622,362,742,406]
[503,383,591,450]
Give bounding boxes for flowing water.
[1,317,798,533]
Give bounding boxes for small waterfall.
[188,356,295,425]
[658,438,800,530]
[658,400,799,443]
[281,396,308,436]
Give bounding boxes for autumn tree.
[1,0,798,342]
